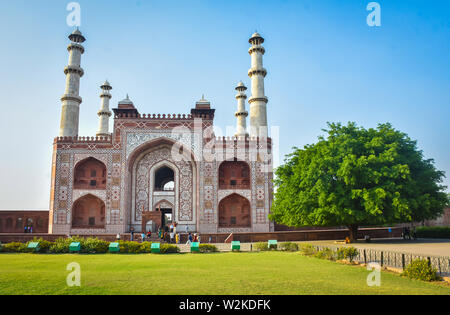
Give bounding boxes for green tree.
[269,122,448,242]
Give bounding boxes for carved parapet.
[54,135,112,144]
[114,113,213,120]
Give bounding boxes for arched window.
[218,194,251,228]
[72,195,106,228]
[219,161,250,189]
[74,158,107,189]
[0,218,3,230]
[154,166,175,191]
[16,218,23,229]
[6,218,13,228]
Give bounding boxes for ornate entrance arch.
[127,138,197,230]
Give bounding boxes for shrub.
[415,227,450,239]
[118,241,150,254]
[254,242,269,251]
[49,238,71,253]
[402,259,439,281]
[299,244,317,256]
[337,247,359,262]
[141,242,152,253]
[3,242,27,253]
[199,244,218,253]
[160,244,179,254]
[80,238,108,254]
[280,242,299,252]
[314,248,336,261]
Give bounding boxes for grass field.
[0,252,449,295]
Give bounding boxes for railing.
[311,244,450,276]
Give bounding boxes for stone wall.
[0,211,49,233]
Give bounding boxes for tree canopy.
[269,122,448,241]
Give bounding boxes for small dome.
[249,32,264,44]
[100,80,112,90]
[235,81,247,91]
[119,94,133,105]
[69,28,86,43]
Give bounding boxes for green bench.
[109,242,120,253]
[231,241,241,251]
[69,242,81,253]
[27,242,40,252]
[190,242,200,253]
[268,240,278,250]
[151,243,161,254]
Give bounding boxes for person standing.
[170,231,174,243]
[130,226,135,241]
[141,232,146,243]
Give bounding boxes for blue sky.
[0,0,449,209]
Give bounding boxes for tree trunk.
[347,224,359,243]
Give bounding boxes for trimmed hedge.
[415,227,450,239]
[279,242,299,252]
[160,244,180,254]
[198,244,218,253]
[314,248,336,261]
[299,244,317,256]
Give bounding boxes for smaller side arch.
[72,194,106,228]
[73,157,107,190]
[218,193,251,228]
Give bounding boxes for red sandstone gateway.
[47,30,274,236]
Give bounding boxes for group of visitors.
[186,233,200,244]
[23,225,33,233]
[402,226,417,240]
[129,223,205,244]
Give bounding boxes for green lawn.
[0,252,449,295]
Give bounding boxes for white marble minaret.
[59,29,86,137]
[235,81,248,137]
[248,32,268,138]
[96,81,112,137]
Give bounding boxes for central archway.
[126,137,197,232]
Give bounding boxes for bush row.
[299,244,359,262]
[415,226,450,239]
[0,238,181,254]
